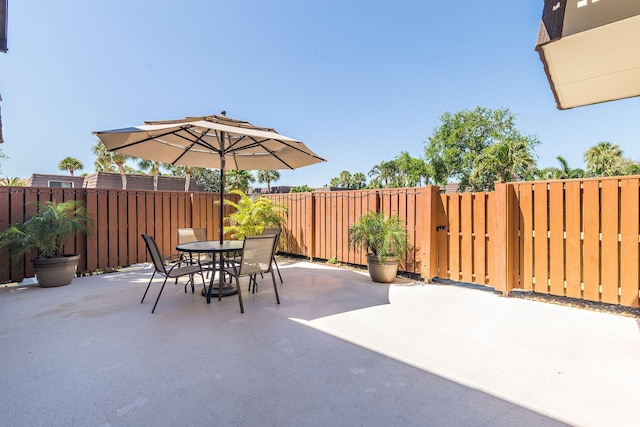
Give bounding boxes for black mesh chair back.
[140,234,205,313]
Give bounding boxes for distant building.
[250,186,293,195]
[24,172,205,192]
[26,174,85,188]
[83,172,204,192]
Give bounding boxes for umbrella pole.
[219,132,226,245]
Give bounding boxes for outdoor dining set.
[140,227,283,314]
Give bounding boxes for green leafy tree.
[584,142,624,177]
[392,151,431,187]
[621,159,640,176]
[58,157,84,176]
[290,185,314,193]
[190,168,220,193]
[425,106,538,191]
[225,170,255,193]
[257,170,281,193]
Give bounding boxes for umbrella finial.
[220,110,226,116]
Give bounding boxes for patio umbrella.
[93,114,325,243]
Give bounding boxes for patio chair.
[223,235,279,313]
[262,227,284,284]
[177,227,216,277]
[141,234,206,313]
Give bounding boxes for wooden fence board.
[601,180,620,304]
[336,193,345,263]
[97,191,109,269]
[519,184,534,290]
[406,190,417,274]
[533,183,549,293]
[436,194,448,278]
[127,192,138,267]
[461,193,473,282]
[582,181,600,302]
[85,190,98,272]
[117,191,128,267]
[549,182,565,296]
[473,194,486,284]
[565,181,581,298]
[620,179,639,307]
[106,192,118,267]
[449,195,460,281]
[0,188,11,282]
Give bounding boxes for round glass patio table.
[176,240,243,300]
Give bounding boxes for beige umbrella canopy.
[93,114,325,243]
[94,114,325,170]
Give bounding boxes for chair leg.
[248,274,258,293]
[141,270,157,303]
[270,269,280,304]
[235,275,244,313]
[151,277,169,313]
[273,256,283,284]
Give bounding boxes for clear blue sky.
[1,1,639,188]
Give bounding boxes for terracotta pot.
[366,254,399,283]
[32,254,81,288]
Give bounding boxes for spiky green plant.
[223,190,287,240]
[0,200,93,263]
[348,212,409,262]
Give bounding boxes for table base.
[202,283,238,298]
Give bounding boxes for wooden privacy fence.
[0,187,235,283]
[2,178,639,308]
[266,178,640,308]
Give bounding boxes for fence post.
[306,194,315,261]
[418,186,439,282]
[493,182,515,295]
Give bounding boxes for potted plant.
[223,189,287,239]
[0,200,93,287]
[348,211,409,283]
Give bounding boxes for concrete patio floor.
[1,259,638,427]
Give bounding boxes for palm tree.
[0,176,25,186]
[537,156,585,180]
[91,140,132,189]
[584,141,624,177]
[91,140,116,172]
[257,170,281,193]
[225,170,255,193]
[471,138,537,190]
[138,159,163,191]
[368,161,397,188]
[165,164,194,191]
[58,157,84,176]
[351,172,367,189]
